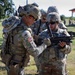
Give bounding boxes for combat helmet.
[31,2,39,7]
[40,9,47,16]
[47,12,61,23]
[18,4,40,20]
[47,6,59,14]
[18,4,32,17]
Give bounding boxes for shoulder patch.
[22,30,33,41]
[28,37,33,42]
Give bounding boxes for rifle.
[46,22,72,45]
[37,22,72,46]
[46,22,72,58]
[68,31,75,39]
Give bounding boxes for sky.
[12,0,75,17]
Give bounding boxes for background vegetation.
[0,0,15,19]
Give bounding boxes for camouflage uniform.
[31,9,47,35]
[1,5,50,75]
[31,19,47,35]
[30,9,47,72]
[37,12,71,75]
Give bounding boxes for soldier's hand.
[43,38,51,46]
[58,41,66,48]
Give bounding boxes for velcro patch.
[28,37,33,42]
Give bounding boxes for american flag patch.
[28,37,33,42]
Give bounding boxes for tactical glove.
[43,38,51,46]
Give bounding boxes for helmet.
[18,6,23,16]
[31,2,39,7]
[20,5,40,20]
[47,12,61,22]
[18,4,33,17]
[47,6,59,14]
[40,9,47,16]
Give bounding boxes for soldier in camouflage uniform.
[30,9,47,72]
[38,12,71,75]
[31,9,47,35]
[1,5,50,75]
[47,6,67,30]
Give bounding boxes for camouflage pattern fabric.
[38,28,71,75]
[31,19,47,35]
[47,6,59,14]
[1,16,50,75]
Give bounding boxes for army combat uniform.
[1,5,50,75]
[31,19,47,35]
[31,9,47,35]
[37,12,71,75]
[38,28,71,75]
[1,17,49,75]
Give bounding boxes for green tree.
[60,15,65,21]
[0,0,15,19]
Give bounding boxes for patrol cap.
[47,6,59,14]
[19,4,40,20]
[46,12,61,23]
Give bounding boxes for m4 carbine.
[46,22,72,45]
[37,22,72,46]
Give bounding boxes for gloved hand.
[43,38,51,46]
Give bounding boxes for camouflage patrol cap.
[20,5,40,20]
[47,6,59,14]
[47,12,61,22]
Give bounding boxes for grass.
[67,50,75,75]
[0,22,75,75]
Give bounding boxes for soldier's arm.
[59,42,71,54]
[22,30,48,57]
[59,30,71,54]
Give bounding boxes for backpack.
[1,16,21,58]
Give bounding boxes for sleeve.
[59,22,67,29]
[60,30,71,54]
[22,30,47,57]
[60,43,71,54]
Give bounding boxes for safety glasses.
[50,21,58,25]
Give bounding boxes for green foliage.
[60,15,65,21]
[0,0,15,19]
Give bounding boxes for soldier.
[18,3,39,17]
[38,12,71,75]
[47,6,67,30]
[31,9,47,35]
[30,9,47,72]
[1,5,50,75]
